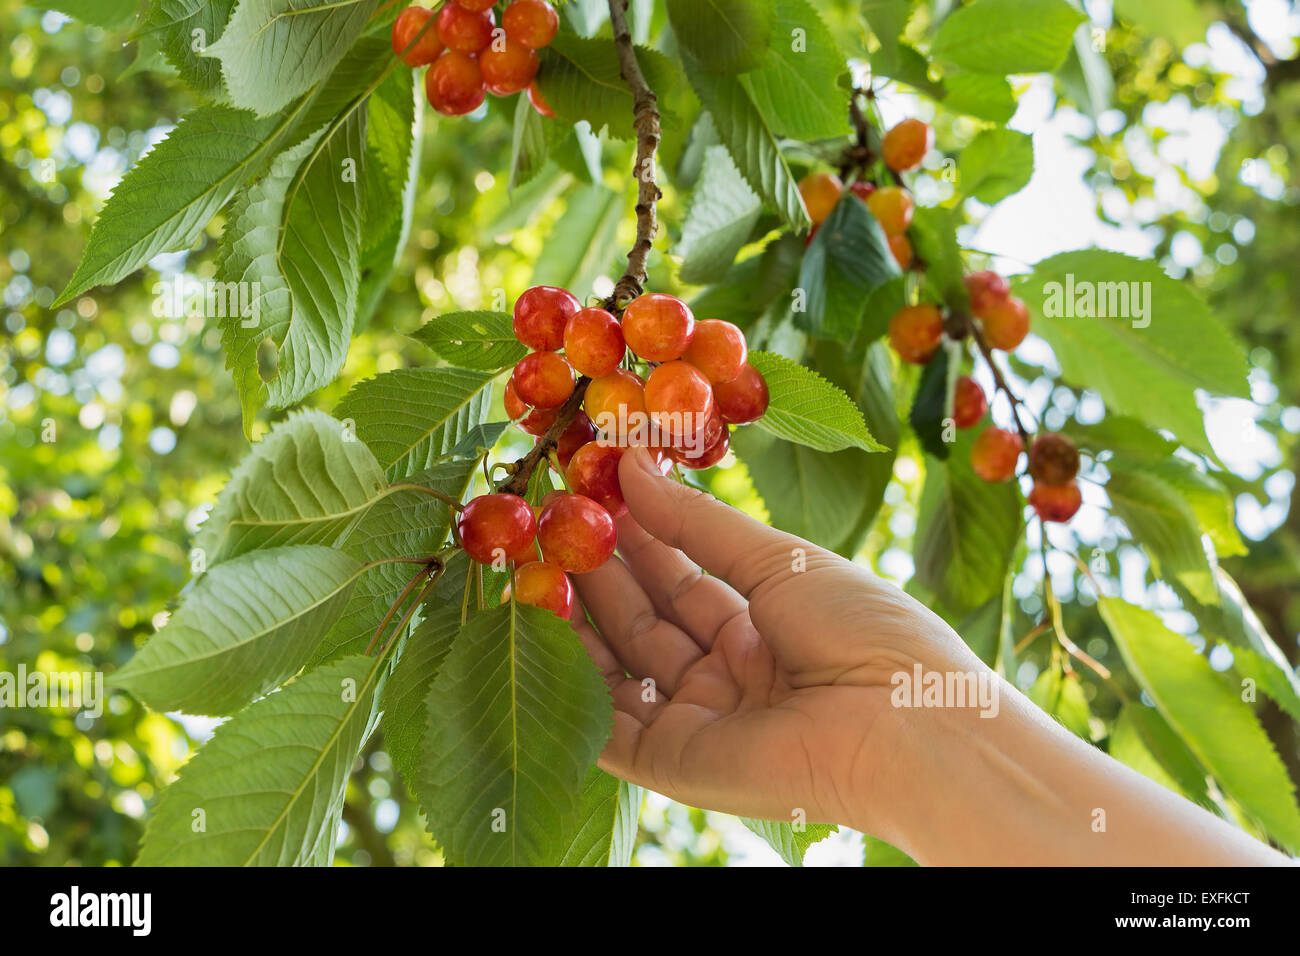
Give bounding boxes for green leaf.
[1027,667,1093,739]
[1214,569,1300,724]
[797,194,901,341]
[667,0,773,74]
[135,654,382,865]
[56,105,284,304]
[558,768,644,866]
[909,344,958,460]
[196,409,387,565]
[144,0,238,98]
[112,546,363,716]
[914,428,1024,611]
[863,834,918,866]
[691,233,804,332]
[205,0,381,117]
[529,183,623,296]
[28,0,135,29]
[537,35,680,139]
[674,146,762,284]
[416,603,613,866]
[411,311,528,371]
[1112,0,1209,50]
[1105,465,1218,605]
[1057,22,1113,120]
[1014,250,1250,457]
[959,128,1034,203]
[739,818,837,866]
[942,73,1017,123]
[740,0,848,140]
[909,205,968,310]
[379,605,461,791]
[862,0,913,76]
[508,89,549,189]
[1109,702,1211,805]
[932,0,1086,75]
[747,351,886,453]
[218,115,366,432]
[1100,597,1300,853]
[683,58,809,230]
[333,367,495,476]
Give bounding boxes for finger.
[569,588,665,725]
[572,555,704,696]
[614,514,748,650]
[619,446,816,598]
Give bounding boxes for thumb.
[617,445,812,598]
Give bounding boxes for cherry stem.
[375,569,445,658]
[388,482,464,511]
[963,314,1036,449]
[364,558,444,657]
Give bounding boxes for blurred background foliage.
[1,0,1297,865]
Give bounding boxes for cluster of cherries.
[391,0,558,118]
[888,271,1081,522]
[455,287,770,617]
[798,117,935,270]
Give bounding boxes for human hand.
[565,444,983,834]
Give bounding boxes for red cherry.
[971,427,1023,483]
[644,360,714,449]
[712,363,769,425]
[881,118,934,173]
[1029,480,1083,523]
[621,293,695,362]
[504,561,574,617]
[457,493,536,565]
[952,376,987,429]
[391,6,445,66]
[981,295,1030,351]
[519,405,557,437]
[481,38,539,95]
[680,319,747,384]
[888,304,943,364]
[425,51,486,116]
[550,412,596,470]
[511,351,574,409]
[504,379,528,420]
[537,493,617,573]
[964,270,1010,316]
[565,442,627,517]
[436,2,495,53]
[849,181,877,201]
[527,80,555,118]
[669,420,730,470]
[584,368,647,444]
[513,285,579,351]
[563,307,625,379]
[454,0,497,11]
[798,172,843,226]
[502,0,559,48]
[888,234,913,270]
[1028,433,1080,486]
[866,186,913,235]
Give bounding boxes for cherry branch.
[962,314,1035,448]
[496,1,662,498]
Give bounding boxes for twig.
[964,315,1035,448]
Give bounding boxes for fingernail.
[632,445,662,476]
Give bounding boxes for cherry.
[511,351,573,409]
[951,375,987,429]
[502,0,559,48]
[527,80,555,118]
[392,6,445,66]
[981,295,1029,351]
[712,363,769,425]
[866,186,913,235]
[669,419,730,469]
[503,379,528,420]
[504,561,574,617]
[563,307,624,378]
[621,293,695,362]
[436,2,495,53]
[1029,480,1082,523]
[644,360,714,448]
[455,0,497,11]
[551,411,596,470]
[513,284,579,351]
[537,493,617,573]
[888,234,913,270]
[849,180,877,202]
[457,493,536,565]
[481,38,539,95]
[584,368,647,444]
[964,270,1010,315]
[518,404,557,436]
[681,319,747,384]
[425,51,486,116]
[565,441,627,517]
[971,427,1023,483]
[888,304,943,364]
[882,118,934,173]
[799,172,843,226]
[1028,433,1080,486]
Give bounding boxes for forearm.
[864,672,1290,866]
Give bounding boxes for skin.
[567,445,1290,866]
